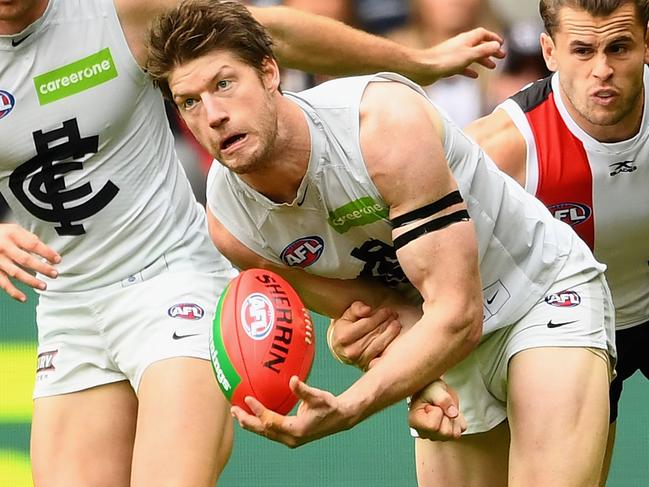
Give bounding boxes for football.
[210,268,315,415]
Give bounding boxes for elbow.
[445,299,483,359]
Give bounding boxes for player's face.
[541,3,649,141]
[170,50,280,175]
[0,0,47,34]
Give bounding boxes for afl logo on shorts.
[280,236,324,268]
[168,303,205,320]
[241,292,274,340]
[0,90,15,120]
[548,202,591,227]
[545,290,581,307]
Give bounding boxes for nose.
[592,54,613,81]
[203,95,229,128]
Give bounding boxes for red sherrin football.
[210,268,315,415]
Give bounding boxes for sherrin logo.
[241,293,275,340]
[0,90,15,120]
[548,202,591,227]
[280,236,324,267]
[545,290,581,307]
[168,303,205,320]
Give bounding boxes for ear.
[261,57,281,93]
[540,32,558,72]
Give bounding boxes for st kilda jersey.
[207,73,605,336]
[0,0,226,291]
[498,68,649,329]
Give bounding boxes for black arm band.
[390,190,464,228]
[393,209,470,251]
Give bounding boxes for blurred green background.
[1,289,647,486]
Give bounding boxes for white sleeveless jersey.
[207,73,604,335]
[0,0,228,292]
[498,68,649,329]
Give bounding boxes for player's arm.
[464,108,528,186]
[116,0,504,84]
[331,108,528,368]
[332,81,484,422]
[0,224,60,302]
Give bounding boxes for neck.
[0,0,48,34]
[240,97,311,204]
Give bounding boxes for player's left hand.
[408,379,467,441]
[231,376,352,448]
[410,27,506,85]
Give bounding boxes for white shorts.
[416,266,615,436]
[33,255,238,398]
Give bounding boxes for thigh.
[130,357,233,487]
[507,347,610,487]
[415,420,510,487]
[31,381,138,487]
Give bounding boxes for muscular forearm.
[248,6,438,83]
[338,305,481,426]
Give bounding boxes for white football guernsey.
[498,67,649,329]
[207,73,605,335]
[0,0,228,292]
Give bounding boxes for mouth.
[220,133,247,153]
[590,89,619,105]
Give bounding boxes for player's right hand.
[328,301,401,371]
[0,224,60,302]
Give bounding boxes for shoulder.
[359,79,444,157]
[465,108,527,186]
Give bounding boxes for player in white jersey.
[147,3,615,485]
[0,0,507,485]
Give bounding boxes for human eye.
[572,46,593,57]
[216,79,232,91]
[608,43,629,55]
[179,97,199,111]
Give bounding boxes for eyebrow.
[172,65,234,101]
[569,34,635,48]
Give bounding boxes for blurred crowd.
[0,0,549,219]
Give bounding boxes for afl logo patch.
[168,303,205,320]
[548,202,591,227]
[241,293,274,340]
[0,90,15,120]
[545,290,581,307]
[280,236,324,267]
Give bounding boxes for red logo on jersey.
[280,236,324,268]
[168,303,205,320]
[544,290,581,307]
[549,202,591,227]
[0,90,15,120]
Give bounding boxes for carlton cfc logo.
[241,293,274,340]
[549,202,591,227]
[0,90,15,120]
[280,236,324,267]
[545,290,581,307]
[167,303,205,320]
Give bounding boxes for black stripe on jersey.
[510,76,553,113]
